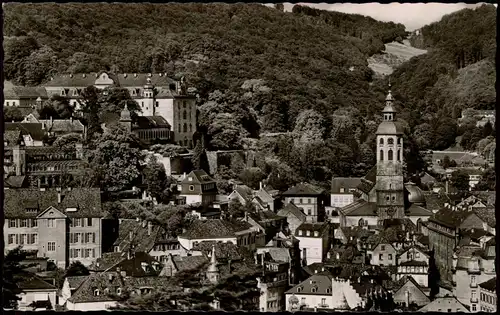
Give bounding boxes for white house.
[294,222,331,266]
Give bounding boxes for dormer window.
[26,208,38,213]
[340,187,345,193]
[189,185,194,191]
[297,286,303,292]
[326,287,331,293]
[61,89,66,96]
[306,230,310,236]
[311,287,318,293]
[93,289,100,296]
[314,231,319,237]
[299,230,303,236]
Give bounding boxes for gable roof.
[180,219,253,240]
[17,271,57,291]
[295,222,329,237]
[106,252,160,277]
[282,182,325,196]
[4,188,103,219]
[471,207,495,228]
[66,276,88,290]
[430,208,470,229]
[285,273,333,295]
[170,255,208,273]
[5,175,28,188]
[418,296,469,312]
[478,277,496,291]
[232,185,254,202]
[192,241,243,261]
[255,187,275,203]
[277,203,307,222]
[5,122,46,141]
[4,130,24,146]
[331,177,362,194]
[181,169,215,185]
[393,276,429,299]
[4,86,48,99]
[67,271,124,303]
[406,204,433,217]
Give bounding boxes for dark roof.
[295,222,329,237]
[393,276,428,298]
[192,241,243,261]
[180,219,252,239]
[5,86,48,99]
[406,204,433,216]
[399,260,428,267]
[340,200,377,216]
[171,255,208,272]
[277,203,307,222]
[423,192,449,211]
[17,271,57,291]
[39,119,85,133]
[5,122,46,141]
[282,182,325,196]
[90,252,123,272]
[420,172,437,184]
[181,170,215,185]
[285,274,333,295]
[302,263,332,276]
[67,271,125,303]
[66,276,88,289]
[356,165,377,194]
[232,185,254,202]
[327,244,363,264]
[331,177,362,194]
[472,207,495,228]
[478,277,496,291]
[4,188,103,218]
[43,72,176,88]
[430,208,469,229]
[107,252,160,277]
[133,116,171,130]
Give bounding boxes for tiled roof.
[302,263,332,276]
[472,207,495,228]
[67,271,125,303]
[285,274,333,295]
[107,252,160,277]
[399,260,428,267]
[295,222,329,237]
[265,247,292,263]
[172,255,208,272]
[393,276,427,297]
[255,188,275,203]
[282,182,325,196]
[430,208,469,229]
[90,252,123,272]
[192,241,243,261]
[418,296,469,312]
[5,175,28,188]
[417,235,429,246]
[180,219,252,239]
[340,200,377,216]
[249,210,283,222]
[277,203,307,222]
[5,122,46,141]
[478,277,496,291]
[4,188,103,219]
[43,72,176,88]
[133,116,171,130]
[66,276,88,289]
[420,172,437,184]
[331,177,362,194]
[327,244,363,264]
[4,130,23,146]
[232,185,254,202]
[30,160,85,169]
[5,86,48,99]
[113,219,165,254]
[17,271,57,290]
[422,192,449,211]
[39,119,85,133]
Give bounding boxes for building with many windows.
[4,188,115,268]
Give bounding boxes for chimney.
[108,273,114,281]
[148,221,152,236]
[70,74,73,78]
[129,231,133,241]
[57,192,62,204]
[50,116,53,124]
[70,116,73,123]
[446,180,449,194]
[124,73,127,78]
[142,220,147,228]
[136,217,140,222]
[260,181,263,190]
[405,290,410,307]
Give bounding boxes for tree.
[474,167,495,191]
[239,167,266,190]
[3,246,31,309]
[53,133,81,153]
[450,169,470,192]
[143,155,167,201]
[442,155,451,169]
[65,261,90,277]
[79,86,103,142]
[293,109,326,143]
[432,118,458,150]
[86,124,144,192]
[208,113,248,150]
[413,123,434,150]
[4,106,25,122]
[482,121,493,138]
[42,95,74,119]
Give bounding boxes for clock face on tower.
[386,206,396,218]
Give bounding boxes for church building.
[339,86,432,228]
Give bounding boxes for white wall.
[331,194,354,208]
[295,236,324,265]
[343,215,378,228]
[285,294,332,311]
[66,300,118,311]
[181,194,202,205]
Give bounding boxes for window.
[379,254,383,261]
[9,219,16,228]
[380,150,384,161]
[397,138,401,144]
[94,289,100,296]
[87,218,92,226]
[388,138,394,145]
[314,231,319,237]
[32,219,38,227]
[73,218,81,227]
[397,150,401,161]
[308,209,312,215]
[471,275,476,286]
[388,149,394,160]
[298,230,303,236]
[48,242,56,251]
[8,234,15,244]
[472,305,476,312]
[415,252,420,258]
[311,287,317,293]
[306,231,310,236]
[388,254,393,260]
[183,123,187,132]
[47,219,55,228]
[471,290,476,300]
[381,245,385,251]
[301,298,306,305]
[380,138,384,145]
[189,185,194,191]
[308,198,311,203]
[75,233,80,243]
[6,102,9,106]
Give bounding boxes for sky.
[268,3,491,31]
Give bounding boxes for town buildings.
[282,183,328,223]
[179,170,217,206]
[478,277,496,312]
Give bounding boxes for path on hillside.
[367,41,427,77]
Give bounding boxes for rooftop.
[277,203,307,222]
[180,219,253,240]
[282,182,325,196]
[331,177,362,194]
[478,277,496,291]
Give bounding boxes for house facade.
[478,277,496,312]
[393,276,430,307]
[4,188,109,268]
[179,170,217,206]
[282,183,327,223]
[330,177,361,208]
[295,222,331,266]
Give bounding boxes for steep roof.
[285,274,333,295]
[340,200,377,216]
[420,172,437,184]
[192,241,243,261]
[4,130,23,146]
[17,271,57,291]
[418,296,469,312]
[180,219,252,240]
[133,116,171,130]
[107,252,160,277]
[478,277,496,291]
[4,188,103,219]
[295,222,329,237]
[66,276,88,290]
[181,169,215,185]
[393,276,428,299]
[277,203,307,222]
[4,86,48,99]
[282,182,325,196]
[331,177,362,194]
[5,175,28,188]
[429,208,470,229]
[5,122,46,141]
[89,252,123,272]
[472,207,495,228]
[356,166,377,194]
[406,204,433,217]
[233,184,254,202]
[67,271,124,303]
[171,255,208,272]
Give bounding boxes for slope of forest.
[367,41,427,77]
[391,4,496,119]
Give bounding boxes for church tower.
[206,245,220,284]
[375,85,405,224]
[120,104,132,133]
[142,77,155,116]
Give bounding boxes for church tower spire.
[375,83,405,225]
[206,245,220,284]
